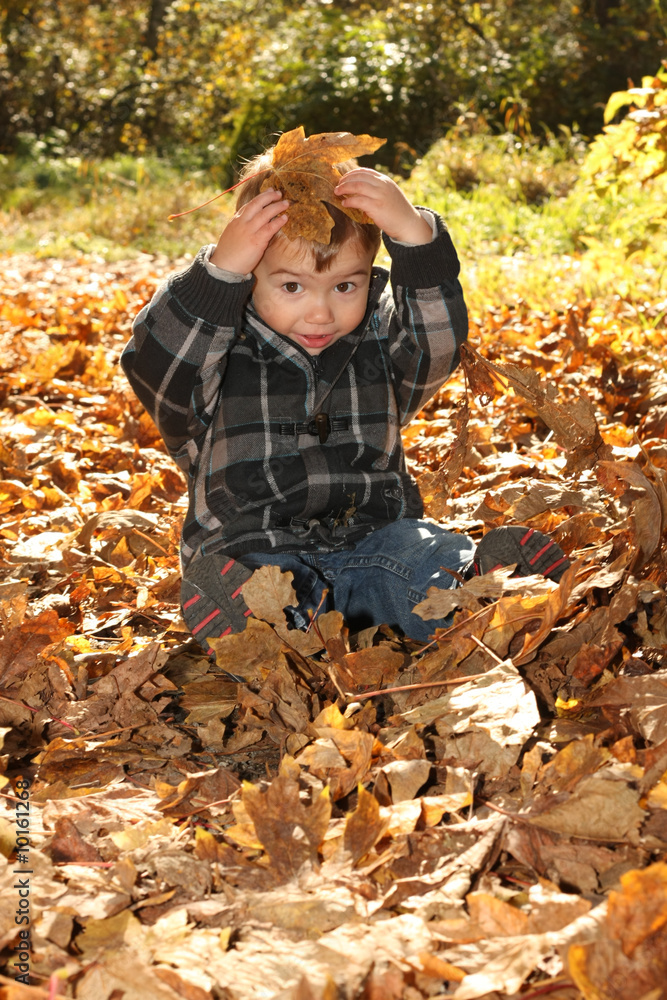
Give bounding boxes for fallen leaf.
[260,126,386,243]
[343,784,388,864]
[241,757,332,880]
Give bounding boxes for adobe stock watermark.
[12,777,32,985]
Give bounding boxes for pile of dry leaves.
[0,253,666,1000]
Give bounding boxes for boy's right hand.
[209,189,289,274]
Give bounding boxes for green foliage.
[1,0,665,170]
[583,62,667,190]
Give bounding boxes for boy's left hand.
[334,168,433,245]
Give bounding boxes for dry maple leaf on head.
[259,126,387,244]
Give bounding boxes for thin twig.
[1,789,26,803]
[53,861,114,868]
[0,693,38,712]
[0,693,77,731]
[305,588,329,633]
[476,797,525,819]
[327,665,348,701]
[470,634,507,665]
[163,793,237,820]
[520,981,577,999]
[348,673,490,703]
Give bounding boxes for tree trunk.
[144,0,173,56]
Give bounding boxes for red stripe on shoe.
[182,594,201,610]
[529,541,553,565]
[543,555,568,577]
[520,529,534,546]
[192,609,221,634]
[231,585,244,599]
[220,559,236,576]
[219,625,232,637]
[490,563,504,572]
[243,608,253,617]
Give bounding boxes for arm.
[382,212,469,423]
[336,169,468,423]
[120,251,253,466]
[121,190,289,463]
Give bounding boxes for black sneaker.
[472,526,570,582]
[180,554,254,652]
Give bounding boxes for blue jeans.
[239,519,475,642]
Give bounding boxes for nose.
[305,294,334,325]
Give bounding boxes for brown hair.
[235,148,381,272]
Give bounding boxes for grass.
[403,126,667,310]
[1,127,666,310]
[0,152,232,262]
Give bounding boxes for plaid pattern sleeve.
[120,247,253,468]
[381,209,468,425]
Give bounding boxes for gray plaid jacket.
[121,211,468,568]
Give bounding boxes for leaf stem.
[167,171,261,221]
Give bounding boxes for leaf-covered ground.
[1,254,667,1000]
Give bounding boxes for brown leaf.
[595,461,664,571]
[75,948,186,999]
[607,861,667,957]
[527,770,645,842]
[35,736,141,788]
[461,343,611,474]
[179,676,238,725]
[342,645,405,687]
[588,672,667,745]
[260,126,386,243]
[413,564,519,619]
[47,815,102,864]
[156,767,240,817]
[466,891,530,937]
[208,617,287,680]
[379,759,431,803]
[0,608,75,689]
[0,981,68,1000]
[537,735,611,795]
[568,863,667,1000]
[153,970,213,1000]
[343,784,388,864]
[241,757,331,880]
[513,560,579,665]
[242,564,297,625]
[308,727,375,800]
[290,977,337,1000]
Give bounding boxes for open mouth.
[298,333,335,346]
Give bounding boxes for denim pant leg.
[317,519,475,641]
[239,552,331,629]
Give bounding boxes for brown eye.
[335,282,354,293]
[283,282,300,293]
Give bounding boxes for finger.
[260,211,288,236]
[337,167,382,183]
[335,177,379,195]
[239,188,287,219]
[254,198,289,223]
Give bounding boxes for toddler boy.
[121,138,568,650]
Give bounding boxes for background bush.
[1,0,665,179]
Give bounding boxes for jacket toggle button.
[313,413,331,444]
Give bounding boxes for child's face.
[251,237,374,356]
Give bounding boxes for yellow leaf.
[260,126,386,243]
